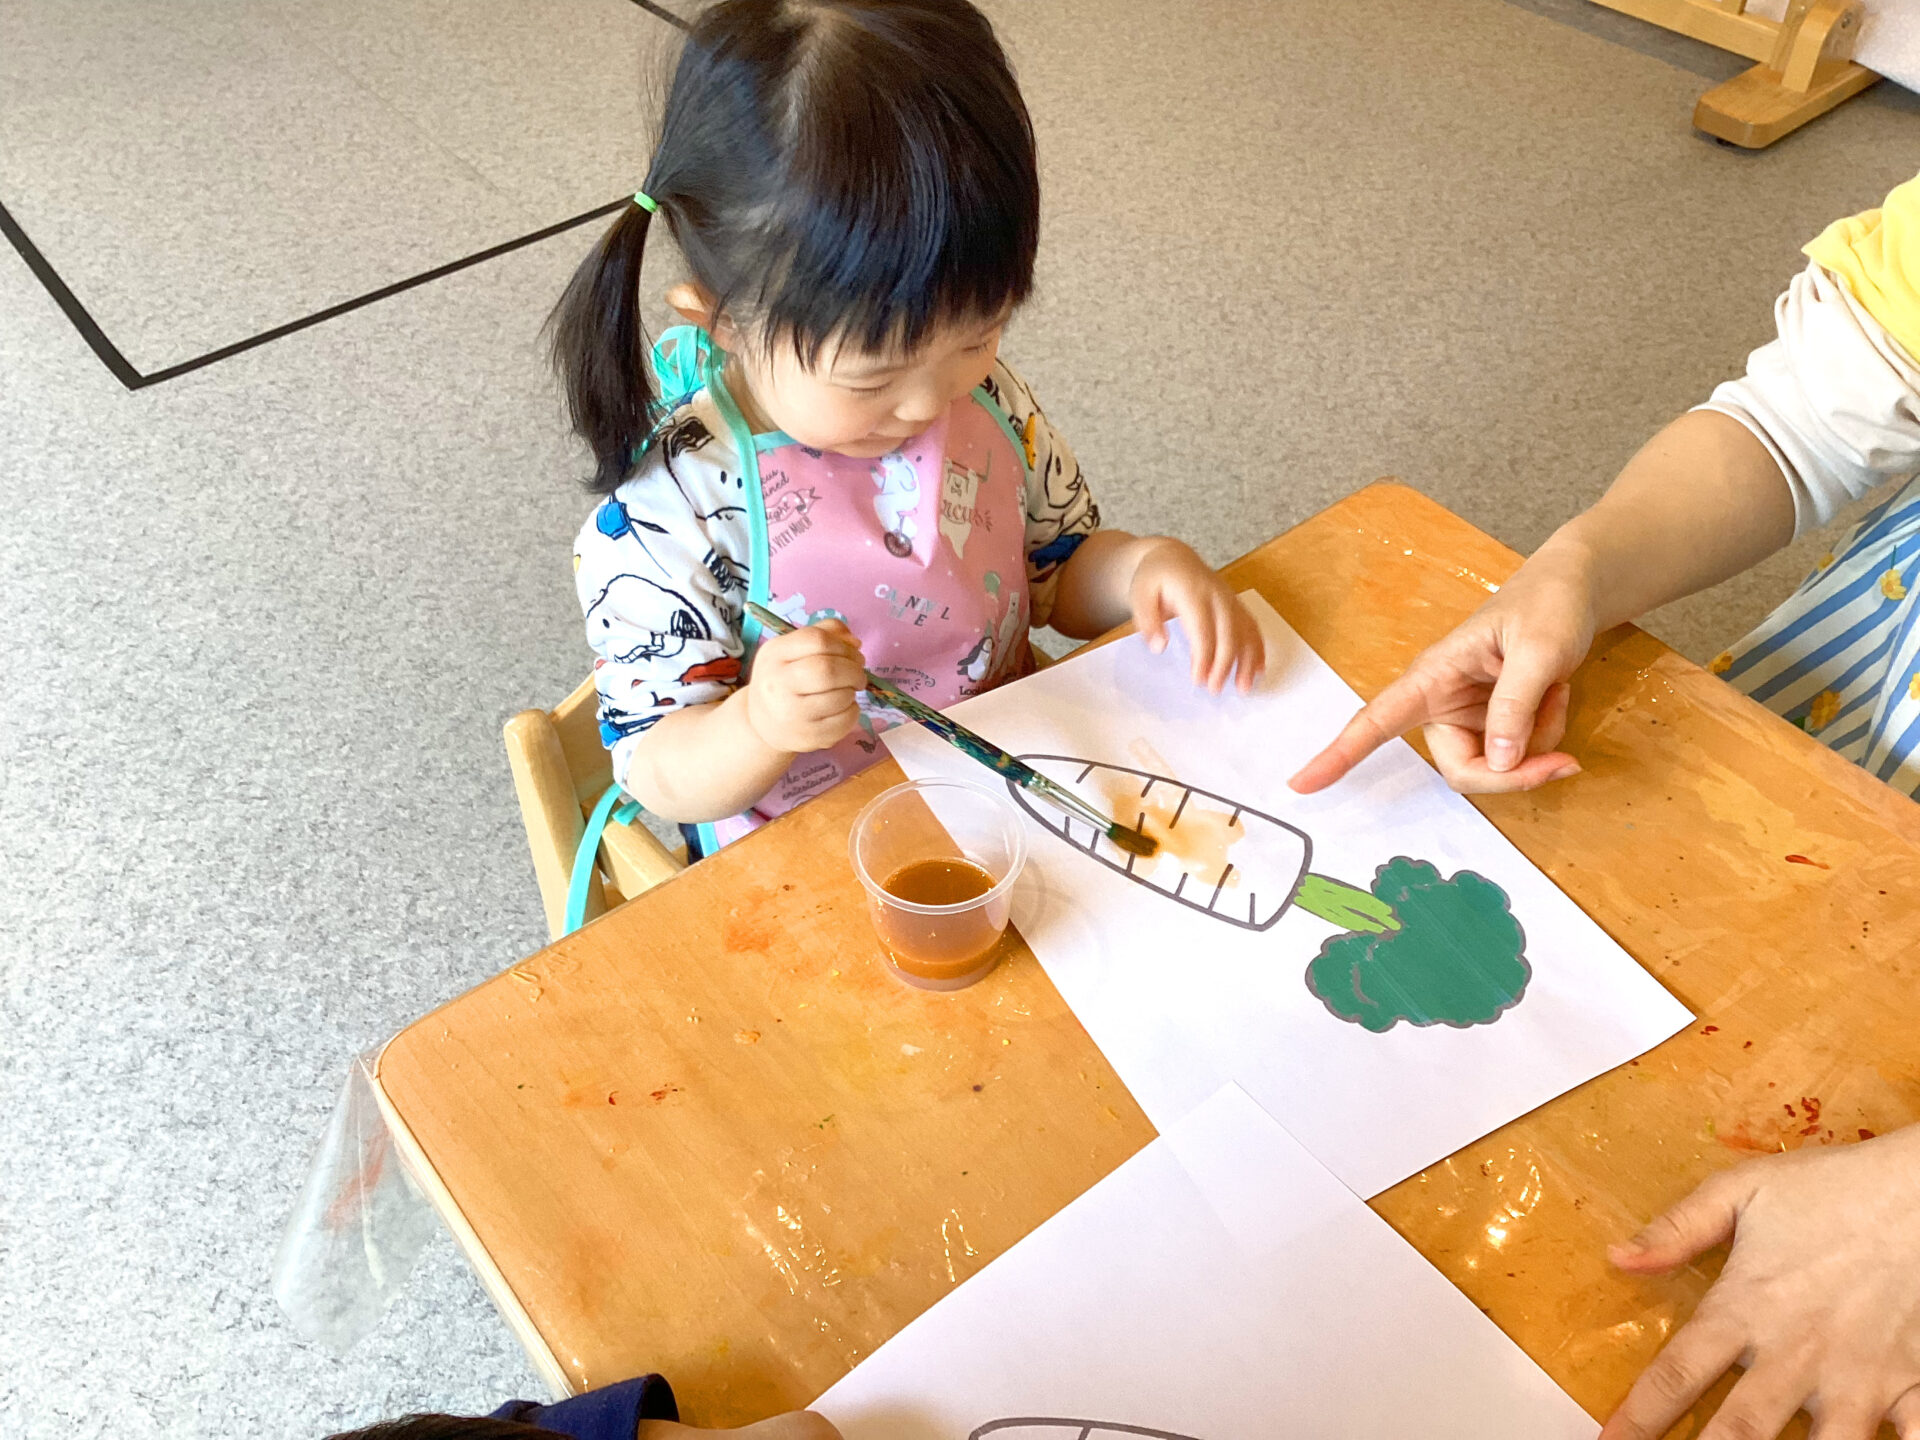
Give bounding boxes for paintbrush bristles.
[1108,823,1160,858]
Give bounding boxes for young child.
[1293,169,1920,802]
[555,0,1263,856]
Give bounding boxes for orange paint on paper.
[1096,774,1248,890]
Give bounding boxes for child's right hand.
[744,619,867,755]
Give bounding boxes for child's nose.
[892,385,946,426]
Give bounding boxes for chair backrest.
[504,677,685,941]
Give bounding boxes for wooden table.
[378,482,1920,1435]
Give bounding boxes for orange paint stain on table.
[376,484,1920,1437]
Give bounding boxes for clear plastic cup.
[849,778,1028,991]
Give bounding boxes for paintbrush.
[745,601,1159,859]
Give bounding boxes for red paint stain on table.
[1724,1095,1830,1156]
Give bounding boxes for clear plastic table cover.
[273,1052,437,1351]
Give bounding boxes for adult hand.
[1288,554,1593,794]
[1602,1126,1920,1440]
[1129,538,1268,694]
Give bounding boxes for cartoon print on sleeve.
[584,574,713,663]
[575,389,758,791]
[677,656,742,687]
[981,361,1100,627]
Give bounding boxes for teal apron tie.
[564,783,645,935]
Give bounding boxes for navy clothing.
[490,1375,679,1439]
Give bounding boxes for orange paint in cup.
[851,780,1027,990]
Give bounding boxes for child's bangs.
[752,176,1035,370]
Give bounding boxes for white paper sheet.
[814,1085,1598,1440]
[885,593,1692,1197]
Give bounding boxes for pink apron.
[690,335,1032,853]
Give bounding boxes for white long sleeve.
[1696,262,1920,537]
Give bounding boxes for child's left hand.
[1128,538,1267,694]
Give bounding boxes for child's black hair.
[324,1416,558,1440]
[550,0,1040,493]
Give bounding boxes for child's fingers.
[1232,605,1268,694]
[1180,596,1218,686]
[1212,595,1263,694]
[1200,596,1236,693]
[795,691,861,725]
[774,620,863,663]
[780,652,868,696]
[1135,586,1172,654]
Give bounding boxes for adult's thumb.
[1608,1171,1751,1272]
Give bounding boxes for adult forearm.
[1542,408,1797,632]
[620,690,792,823]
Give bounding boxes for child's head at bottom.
[551,0,1041,490]
[326,1410,843,1440]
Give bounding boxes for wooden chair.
[504,677,686,940]
[1589,0,1879,147]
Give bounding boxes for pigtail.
[550,199,660,494]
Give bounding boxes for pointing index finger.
[1288,678,1437,793]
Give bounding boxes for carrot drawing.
[1007,756,1532,1031]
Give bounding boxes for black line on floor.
[4,0,683,388]
[135,199,628,387]
[0,195,143,388]
[628,0,690,28]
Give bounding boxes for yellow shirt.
[1805,170,1920,361]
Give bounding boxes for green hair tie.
[633,190,658,214]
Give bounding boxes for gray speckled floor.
[1,2,1914,1437]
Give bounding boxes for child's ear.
[665,282,736,346]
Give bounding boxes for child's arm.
[1289,410,1793,795]
[1049,530,1268,694]
[621,621,866,823]
[993,358,1264,693]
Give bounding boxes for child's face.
[694,295,1008,459]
